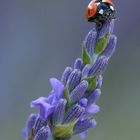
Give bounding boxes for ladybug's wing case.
[85,1,98,20]
[102,0,113,5]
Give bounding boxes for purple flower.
[50,78,65,100]
[97,20,114,39]
[84,28,97,56]
[85,104,100,115]
[88,56,108,76]
[63,104,85,123]
[61,67,73,86]
[52,99,67,125]
[30,78,64,119]
[79,98,88,107]
[23,19,117,140]
[34,116,48,134]
[70,80,88,104]
[82,64,91,78]
[79,131,88,139]
[66,69,82,92]
[73,117,96,137]
[87,89,101,105]
[25,113,37,137]
[74,58,83,70]
[31,97,55,119]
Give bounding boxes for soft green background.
[0,0,140,140]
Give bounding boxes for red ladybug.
[86,0,115,26]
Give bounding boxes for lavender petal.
[61,67,73,85]
[70,80,88,104]
[79,98,88,107]
[33,126,50,140]
[64,104,85,123]
[50,78,64,100]
[84,28,97,56]
[73,117,96,135]
[88,56,108,76]
[25,113,37,137]
[82,64,91,78]
[34,116,48,134]
[66,69,81,92]
[87,89,101,105]
[74,58,83,70]
[85,104,100,115]
[30,97,55,119]
[52,99,67,125]
[79,130,88,139]
[97,20,114,39]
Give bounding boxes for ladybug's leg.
[94,18,103,28]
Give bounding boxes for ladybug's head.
[86,0,116,26]
[97,2,115,21]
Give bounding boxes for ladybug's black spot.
[88,9,91,16]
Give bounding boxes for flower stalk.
[23,19,117,140]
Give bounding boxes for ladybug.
[86,0,115,26]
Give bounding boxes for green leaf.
[95,33,109,55]
[63,86,71,109]
[83,76,97,92]
[82,45,91,65]
[53,120,77,138]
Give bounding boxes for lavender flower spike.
[23,17,117,140]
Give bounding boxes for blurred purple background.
[0,0,140,139]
